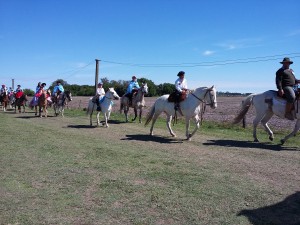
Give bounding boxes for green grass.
[0,110,299,224]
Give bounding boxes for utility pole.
[12,78,14,89]
[95,59,100,93]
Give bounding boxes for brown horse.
[37,90,48,118]
[0,92,9,111]
[14,92,28,113]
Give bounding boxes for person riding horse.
[0,84,8,105]
[174,71,188,110]
[95,82,105,111]
[276,57,300,120]
[52,81,64,103]
[125,76,140,105]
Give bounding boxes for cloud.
[216,38,263,50]
[203,50,215,56]
[286,29,300,37]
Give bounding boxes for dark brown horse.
[14,92,28,113]
[0,92,9,111]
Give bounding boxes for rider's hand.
[278,89,284,97]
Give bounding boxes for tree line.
[22,77,250,97]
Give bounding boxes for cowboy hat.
[132,75,137,79]
[177,71,185,76]
[41,83,46,87]
[280,57,293,64]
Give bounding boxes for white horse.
[120,83,148,123]
[233,90,300,144]
[53,90,72,117]
[86,87,120,127]
[145,86,217,140]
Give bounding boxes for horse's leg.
[281,119,300,145]
[104,112,109,128]
[44,106,48,118]
[35,106,37,116]
[252,112,265,142]
[166,114,176,137]
[124,106,129,122]
[150,113,160,136]
[260,111,274,141]
[96,112,100,126]
[132,106,137,122]
[185,115,200,141]
[139,107,142,123]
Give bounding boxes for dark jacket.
[276,68,299,90]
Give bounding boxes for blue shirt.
[126,80,140,94]
[53,84,64,95]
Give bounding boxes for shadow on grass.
[16,114,55,119]
[121,134,184,144]
[66,125,96,129]
[203,139,299,151]
[238,192,300,225]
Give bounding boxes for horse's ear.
[209,85,214,90]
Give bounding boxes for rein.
[191,89,214,125]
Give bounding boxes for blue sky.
[1,0,300,93]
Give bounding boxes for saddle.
[168,90,187,103]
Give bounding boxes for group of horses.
[1,84,299,144]
[0,90,73,118]
[88,84,300,144]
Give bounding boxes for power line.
[101,53,300,68]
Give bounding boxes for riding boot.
[285,102,294,120]
[96,99,101,111]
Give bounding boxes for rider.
[0,84,8,95]
[126,75,140,104]
[95,82,105,111]
[276,57,300,120]
[52,81,64,98]
[174,71,188,110]
[15,85,23,99]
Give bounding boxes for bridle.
[191,88,215,107]
[191,88,216,124]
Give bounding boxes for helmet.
[132,75,137,80]
[41,83,46,87]
[177,71,185,77]
[98,82,103,85]
[1,84,5,87]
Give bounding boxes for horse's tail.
[145,104,155,126]
[233,94,255,124]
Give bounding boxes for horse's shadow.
[66,125,96,129]
[121,134,183,144]
[203,139,299,151]
[237,192,300,225]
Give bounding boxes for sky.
[1,0,300,93]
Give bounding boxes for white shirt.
[175,78,188,92]
[96,87,105,96]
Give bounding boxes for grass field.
[0,108,300,225]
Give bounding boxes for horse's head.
[64,90,72,102]
[141,83,149,94]
[206,85,217,109]
[107,87,120,100]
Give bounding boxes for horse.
[145,86,217,140]
[37,90,48,118]
[120,83,148,123]
[86,87,120,127]
[53,90,72,117]
[0,92,9,111]
[14,92,28,113]
[233,90,300,144]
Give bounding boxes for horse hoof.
[269,136,274,141]
[280,139,285,145]
[254,138,259,142]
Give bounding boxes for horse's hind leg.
[260,111,274,141]
[253,113,265,142]
[281,119,300,145]
[166,115,176,137]
[132,107,137,122]
[139,108,142,123]
[150,113,160,136]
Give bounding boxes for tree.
[23,88,35,96]
[49,79,69,89]
[157,83,174,95]
[138,77,157,97]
